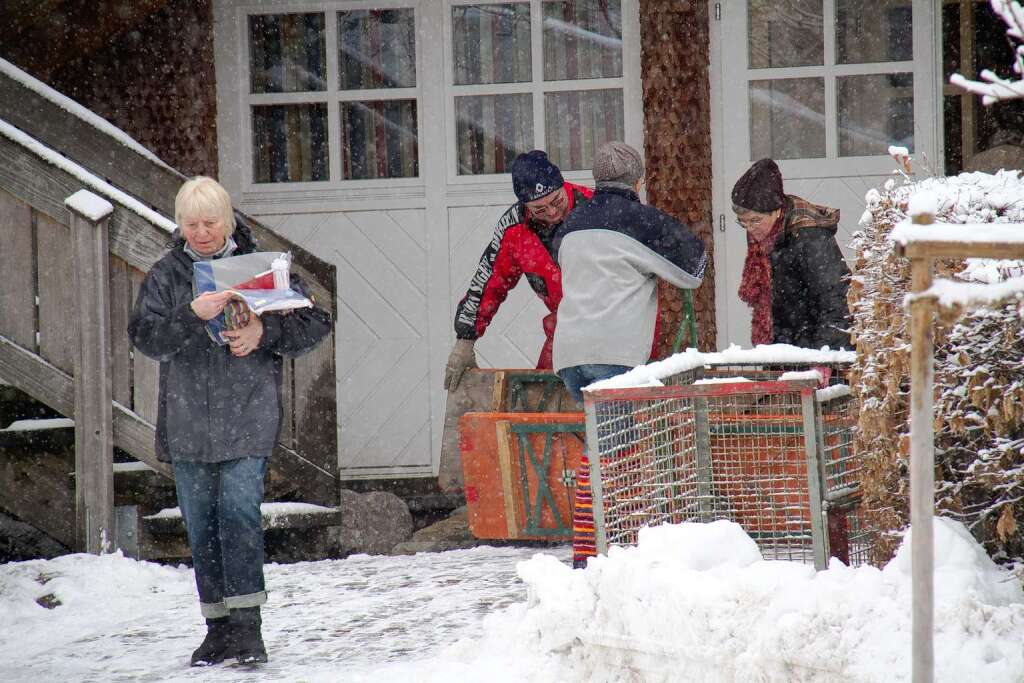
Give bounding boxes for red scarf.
[738,214,784,345]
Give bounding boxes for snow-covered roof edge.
[0,57,171,170]
[0,119,176,233]
[586,344,856,391]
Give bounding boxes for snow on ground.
[0,545,567,682]
[3,519,1024,682]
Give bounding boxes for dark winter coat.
[127,225,332,463]
[771,196,852,349]
[453,182,593,368]
[551,185,706,371]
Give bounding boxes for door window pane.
[341,100,419,180]
[543,0,623,81]
[748,0,823,69]
[453,4,532,85]
[749,78,825,160]
[455,93,533,174]
[836,0,912,64]
[338,9,416,90]
[252,104,329,183]
[837,73,914,156]
[545,89,623,170]
[249,13,326,93]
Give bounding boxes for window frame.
[235,0,426,194]
[215,0,642,204]
[742,0,918,170]
[442,0,639,186]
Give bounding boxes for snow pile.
[448,519,1024,682]
[0,551,194,662]
[1,530,1023,681]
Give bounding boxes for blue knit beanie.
[511,150,564,203]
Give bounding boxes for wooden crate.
[459,412,584,541]
[439,369,576,492]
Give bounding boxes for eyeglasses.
[527,189,567,217]
[735,212,773,230]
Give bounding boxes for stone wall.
[0,0,218,178]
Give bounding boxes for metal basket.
[583,363,867,568]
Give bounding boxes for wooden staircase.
[0,59,341,560]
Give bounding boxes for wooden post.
[66,189,116,554]
[894,216,1024,683]
[907,214,936,683]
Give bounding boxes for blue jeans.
[557,364,633,404]
[173,457,269,619]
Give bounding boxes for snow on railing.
[0,119,176,233]
[0,57,171,169]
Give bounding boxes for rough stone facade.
[641,0,717,353]
[0,0,219,178]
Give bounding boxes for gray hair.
[592,141,644,186]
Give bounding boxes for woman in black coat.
[128,176,331,666]
[732,158,852,350]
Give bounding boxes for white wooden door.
[711,0,940,348]
[215,0,643,479]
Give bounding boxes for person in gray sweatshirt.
[552,141,706,403]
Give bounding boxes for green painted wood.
[509,422,584,537]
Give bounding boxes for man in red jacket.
[444,150,593,390]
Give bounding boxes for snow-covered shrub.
[850,170,1024,565]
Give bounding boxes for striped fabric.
[572,453,597,567]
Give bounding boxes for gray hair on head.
[592,141,644,186]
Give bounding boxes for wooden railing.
[0,62,340,551]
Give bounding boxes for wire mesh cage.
[583,363,866,569]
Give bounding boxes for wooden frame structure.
[0,64,341,557]
[893,216,1024,683]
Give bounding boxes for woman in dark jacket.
[732,158,852,350]
[128,176,331,666]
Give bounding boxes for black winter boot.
[230,607,268,664]
[190,617,233,666]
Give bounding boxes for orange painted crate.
[459,412,584,541]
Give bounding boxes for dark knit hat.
[511,150,564,203]
[731,158,784,212]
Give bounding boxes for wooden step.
[115,502,342,561]
[0,422,75,548]
[144,502,342,535]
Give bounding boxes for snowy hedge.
[851,170,1024,564]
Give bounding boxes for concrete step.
[116,502,342,562]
